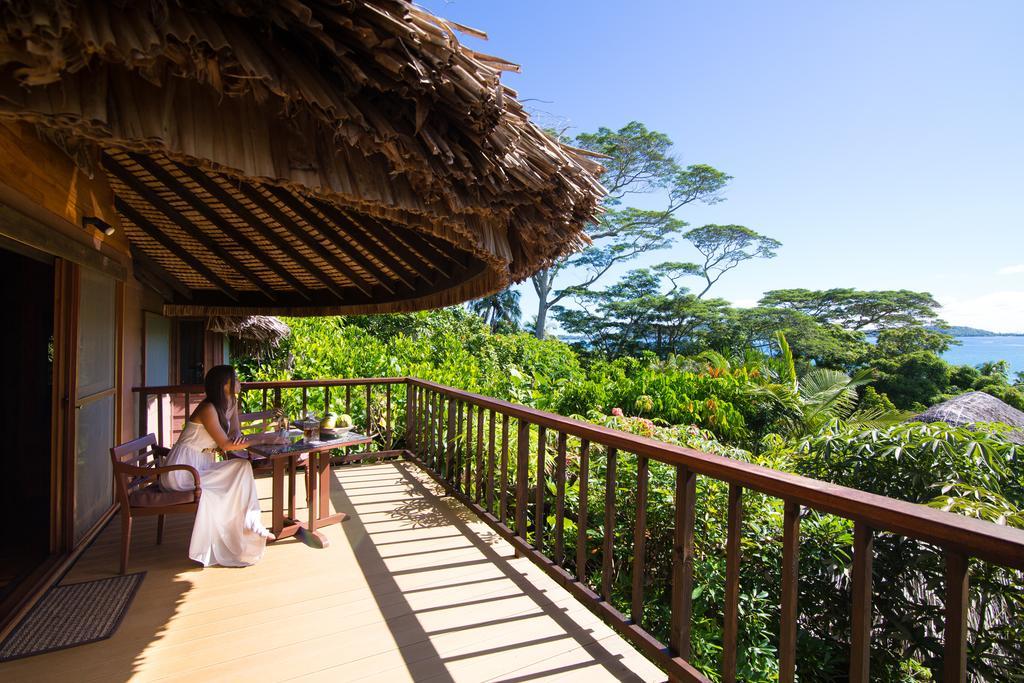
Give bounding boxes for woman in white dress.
[160,365,281,567]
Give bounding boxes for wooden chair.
[110,434,201,574]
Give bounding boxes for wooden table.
[247,430,372,548]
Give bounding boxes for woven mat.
[0,572,144,662]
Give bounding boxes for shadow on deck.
[0,461,663,682]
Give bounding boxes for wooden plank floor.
[0,461,664,682]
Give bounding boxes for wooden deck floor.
[0,461,664,682]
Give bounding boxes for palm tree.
[468,288,522,332]
[756,332,907,436]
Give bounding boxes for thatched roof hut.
[0,0,604,316]
[207,315,290,345]
[916,392,1024,443]
[207,315,290,358]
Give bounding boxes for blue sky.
[422,1,1024,332]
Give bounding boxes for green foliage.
[759,288,942,331]
[239,308,1024,681]
[531,121,731,338]
[872,351,951,409]
[796,421,1024,680]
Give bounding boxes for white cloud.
[939,291,1024,333]
[997,264,1024,275]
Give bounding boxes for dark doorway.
[0,240,55,605]
[178,320,205,384]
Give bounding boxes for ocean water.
[942,336,1024,377]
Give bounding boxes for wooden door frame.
[0,257,125,640]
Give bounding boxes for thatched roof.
[916,392,1024,443]
[206,315,290,346]
[0,0,604,316]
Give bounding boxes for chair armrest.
[115,462,202,493]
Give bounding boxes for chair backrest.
[239,409,277,434]
[110,434,169,506]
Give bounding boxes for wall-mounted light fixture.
[82,215,116,237]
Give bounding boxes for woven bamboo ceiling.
[0,0,605,315]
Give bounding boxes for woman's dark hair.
[203,365,238,433]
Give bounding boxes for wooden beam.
[105,159,274,300]
[234,183,375,298]
[114,198,240,301]
[129,244,192,301]
[262,186,398,295]
[173,163,348,302]
[359,213,457,278]
[309,199,421,291]
[344,211,441,283]
[127,154,315,302]
[0,203,127,280]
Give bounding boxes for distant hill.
[930,326,1024,337]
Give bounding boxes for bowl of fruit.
[319,412,354,437]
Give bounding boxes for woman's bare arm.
[194,402,249,451]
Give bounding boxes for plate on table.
[320,426,353,438]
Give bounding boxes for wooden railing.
[134,378,405,460]
[134,377,1024,682]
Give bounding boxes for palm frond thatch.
[0,0,605,315]
[915,392,1024,443]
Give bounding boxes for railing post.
[554,431,567,566]
[602,447,617,603]
[138,389,147,438]
[475,405,485,504]
[486,410,497,514]
[670,465,696,658]
[464,402,472,495]
[630,454,649,626]
[850,522,873,683]
[535,425,547,551]
[943,551,969,683]
[722,484,743,683]
[780,501,801,683]
[445,397,456,485]
[516,419,530,542]
[576,439,590,583]
[405,383,415,454]
[499,413,510,525]
[385,383,392,450]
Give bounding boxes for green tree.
[530,122,730,338]
[872,351,951,409]
[468,288,522,333]
[681,224,782,298]
[872,325,956,356]
[759,288,942,330]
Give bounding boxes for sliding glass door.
[73,267,117,543]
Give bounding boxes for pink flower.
[611,407,624,417]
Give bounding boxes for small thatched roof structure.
[0,0,604,316]
[207,315,290,346]
[916,392,1024,443]
[208,315,290,358]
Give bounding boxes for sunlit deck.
[0,461,663,683]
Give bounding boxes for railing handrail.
[408,377,1024,571]
[132,377,406,394]
[134,376,1024,570]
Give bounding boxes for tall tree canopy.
[758,288,942,330]
[530,122,730,338]
[681,224,782,298]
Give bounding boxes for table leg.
[307,451,318,532]
[288,454,297,520]
[319,449,331,522]
[272,456,285,536]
